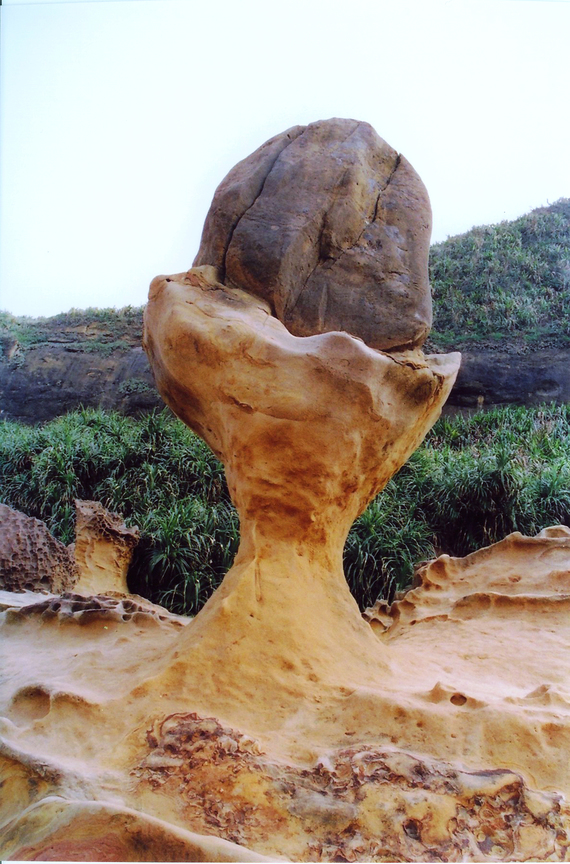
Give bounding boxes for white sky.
[1,0,569,318]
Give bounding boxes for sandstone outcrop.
[0,500,139,596]
[194,118,433,351]
[2,527,570,861]
[73,499,140,595]
[141,261,459,727]
[0,503,77,593]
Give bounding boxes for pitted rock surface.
[2,591,184,627]
[0,504,76,593]
[133,712,567,862]
[72,499,140,595]
[194,118,432,351]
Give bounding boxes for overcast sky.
[1,0,569,318]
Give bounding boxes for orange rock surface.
[72,499,140,596]
[3,261,570,861]
[3,108,570,856]
[2,523,570,861]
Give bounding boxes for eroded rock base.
[2,529,570,861]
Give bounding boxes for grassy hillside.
[1,405,568,615]
[0,306,143,364]
[427,198,570,352]
[1,199,570,361]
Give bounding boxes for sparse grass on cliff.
[0,306,143,361]
[0,405,569,614]
[427,198,570,352]
[2,199,570,365]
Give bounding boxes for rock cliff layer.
[2,332,570,425]
[0,343,161,424]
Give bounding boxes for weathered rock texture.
[0,503,77,593]
[194,118,433,351]
[4,122,567,861]
[73,499,140,595]
[0,500,139,596]
[2,528,570,861]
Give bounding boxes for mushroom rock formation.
[4,121,570,861]
[141,264,459,716]
[140,120,457,724]
[194,118,433,351]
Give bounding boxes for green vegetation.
[118,378,152,396]
[0,306,143,361]
[1,405,568,614]
[428,198,570,351]
[0,409,235,612]
[71,339,132,356]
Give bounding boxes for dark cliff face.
[448,349,570,411]
[0,311,164,424]
[0,344,164,424]
[2,336,570,425]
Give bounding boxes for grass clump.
[118,378,152,396]
[0,409,235,613]
[0,405,569,615]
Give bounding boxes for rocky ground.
[2,514,570,862]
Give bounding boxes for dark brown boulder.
[194,118,432,351]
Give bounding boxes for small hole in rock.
[9,686,51,724]
[403,819,421,841]
[450,693,467,706]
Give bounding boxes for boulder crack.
[292,152,402,324]
[221,127,305,284]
